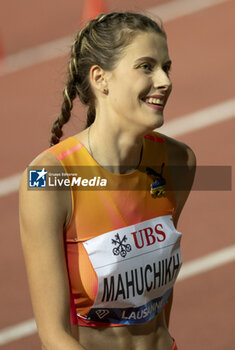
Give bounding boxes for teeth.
[145,98,163,105]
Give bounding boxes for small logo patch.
[111,233,132,258]
[146,163,166,198]
[29,168,47,188]
[95,309,110,319]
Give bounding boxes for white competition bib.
[82,215,182,325]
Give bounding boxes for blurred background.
[0,0,234,349]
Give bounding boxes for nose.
[153,68,172,93]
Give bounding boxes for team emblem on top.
[111,233,132,258]
[146,163,166,198]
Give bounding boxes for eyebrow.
[134,56,172,66]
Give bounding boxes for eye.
[138,62,153,72]
[163,64,171,75]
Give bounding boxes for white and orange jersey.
[44,131,182,327]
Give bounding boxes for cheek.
[110,81,131,103]
[136,77,152,97]
[109,73,151,109]
[165,83,173,100]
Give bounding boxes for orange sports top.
[44,131,182,327]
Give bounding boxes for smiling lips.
[142,95,165,111]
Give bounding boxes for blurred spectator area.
[0,0,168,56]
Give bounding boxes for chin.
[155,115,164,127]
[147,113,164,130]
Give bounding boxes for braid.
[50,40,80,146]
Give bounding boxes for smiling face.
[103,31,172,132]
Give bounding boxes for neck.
[87,121,146,174]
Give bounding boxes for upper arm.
[165,136,196,227]
[19,152,72,344]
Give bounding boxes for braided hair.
[50,12,166,146]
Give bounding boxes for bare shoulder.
[163,134,196,168]
[20,146,68,189]
[160,133,196,227]
[20,150,61,187]
[19,149,71,233]
[29,148,62,167]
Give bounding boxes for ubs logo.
[131,224,166,249]
[111,233,132,258]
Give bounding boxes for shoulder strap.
[44,137,83,161]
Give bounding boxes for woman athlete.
[19,12,196,350]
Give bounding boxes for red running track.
[0,0,234,349]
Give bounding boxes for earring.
[103,88,108,95]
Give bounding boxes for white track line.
[0,319,37,346]
[0,172,22,197]
[158,98,235,137]
[147,0,229,22]
[0,98,234,198]
[178,245,235,281]
[0,0,229,77]
[0,36,72,77]
[0,245,234,345]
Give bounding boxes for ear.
[89,65,108,94]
